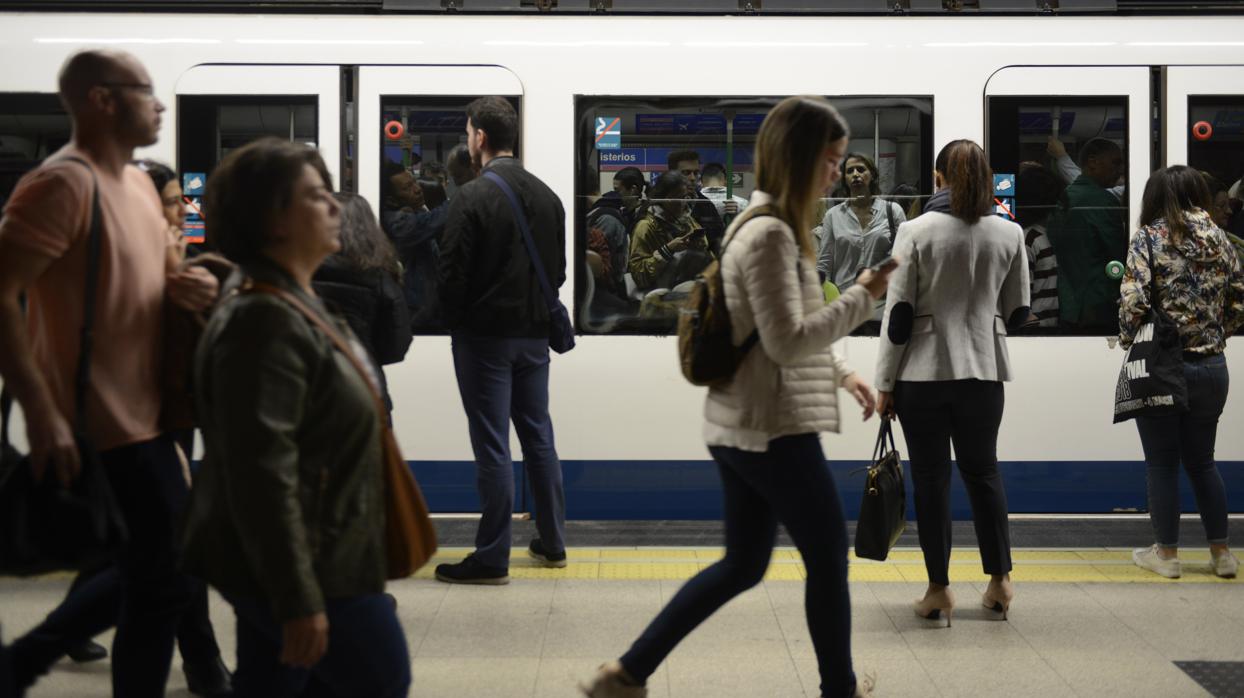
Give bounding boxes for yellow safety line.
[410,547,1240,584]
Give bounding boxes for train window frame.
[177,94,320,179]
[573,94,935,338]
[0,92,71,212]
[986,94,1131,337]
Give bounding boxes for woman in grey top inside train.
[875,139,1031,626]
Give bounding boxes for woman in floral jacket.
[1119,165,1244,580]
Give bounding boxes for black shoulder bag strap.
[61,156,104,434]
[482,170,560,314]
[885,200,897,247]
[0,157,102,446]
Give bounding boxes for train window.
[988,96,1129,335]
[1187,96,1244,235]
[375,95,521,334]
[574,96,933,336]
[0,94,70,212]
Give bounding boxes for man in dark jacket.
[436,96,568,584]
[380,159,447,329]
[669,149,728,255]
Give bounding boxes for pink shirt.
[0,146,168,451]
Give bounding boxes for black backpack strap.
[886,200,897,247]
[60,156,104,433]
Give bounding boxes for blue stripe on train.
[409,460,1244,520]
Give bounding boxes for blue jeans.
[226,593,409,698]
[1135,355,1231,547]
[11,434,192,697]
[451,334,566,569]
[620,434,857,698]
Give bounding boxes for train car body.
[1,10,1242,518]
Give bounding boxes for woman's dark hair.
[1201,170,1227,196]
[635,171,685,222]
[935,139,993,225]
[1015,164,1064,229]
[1139,165,1212,244]
[204,137,333,263]
[464,96,518,153]
[842,152,881,196]
[612,167,647,198]
[134,159,176,195]
[417,177,447,210]
[332,193,401,280]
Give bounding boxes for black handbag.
[854,420,907,562]
[483,170,575,354]
[0,157,129,576]
[1112,231,1189,423]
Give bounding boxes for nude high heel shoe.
[580,661,647,698]
[982,578,1014,621]
[913,587,955,628]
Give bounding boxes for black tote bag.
[0,157,128,575]
[854,421,907,562]
[1113,231,1188,423]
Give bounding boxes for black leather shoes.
[184,655,233,697]
[66,640,108,663]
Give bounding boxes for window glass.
[1187,96,1244,237]
[0,94,70,212]
[575,96,933,336]
[177,95,318,247]
[376,95,520,334]
[988,97,1129,334]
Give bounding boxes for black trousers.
[894,380,1012,586]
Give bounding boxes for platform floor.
[2,545,1242,697]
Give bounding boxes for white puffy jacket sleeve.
[737,221,874,367]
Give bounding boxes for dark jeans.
[59,564,222,665]
[12,434,192,697]
[451,333,566,569]
[894,380,1011,587]
[1135,355,1231,547]
[226,593,409,698]
[620,434,857,698]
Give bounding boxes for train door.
[356,66,523,512]
[986,66,1152,336]
[175,65,342,245]
[1165,66,1244,234]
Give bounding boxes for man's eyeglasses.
[101,82,156,99]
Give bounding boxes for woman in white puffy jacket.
[582,96,895,698]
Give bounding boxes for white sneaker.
[1212,551,1238,579]
[1133,545,1181,579]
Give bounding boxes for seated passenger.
[182,138,410,697]
[611,166,647,231]
[1016,165,1064,327]
[312,193,412,415]
[699,162,749,221]
[379,159,447,328]
[668,149,727,254]
[627,171,713,294]
[586,173,633,294]
[1045,138,1128,330]
[815,152,906,316]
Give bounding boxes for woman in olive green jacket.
[180,138,410,698]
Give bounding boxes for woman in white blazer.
[875,140,1030,626]
[583,97,895,698]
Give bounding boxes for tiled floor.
[2,550,1241,697]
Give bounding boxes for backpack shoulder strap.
[59,156,103,433]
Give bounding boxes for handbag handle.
[871,419,897,463]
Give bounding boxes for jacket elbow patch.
[888,302,913,344]
[1007,306,1030,331]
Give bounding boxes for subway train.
[1,8,1243,519]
